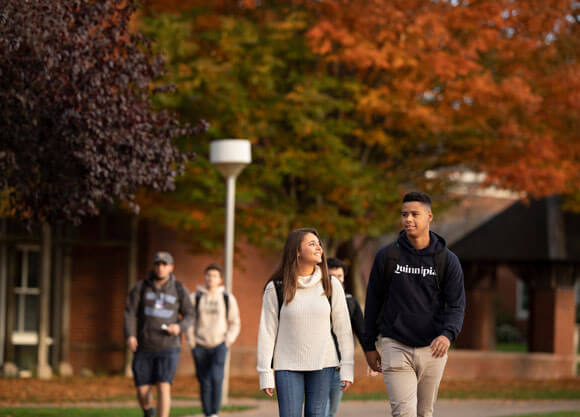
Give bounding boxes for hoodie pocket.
[391,312,437,345]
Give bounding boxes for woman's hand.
[262,388,274,397]
[340,381,352,392]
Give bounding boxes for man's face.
[153,262,174,280]
[329,267,345,284]
[205,269,223,289]
[401,201,432,239]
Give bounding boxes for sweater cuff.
[339,364,354,383]
[259,370,275,390]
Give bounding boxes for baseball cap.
[153,251,174,265]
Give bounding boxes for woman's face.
[298,232,323,265]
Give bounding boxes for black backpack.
[271,279,341,361]
[195,290,230,319]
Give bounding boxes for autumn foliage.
[305,0,580,198]
[137,0,579,256]
[0,0,202,226]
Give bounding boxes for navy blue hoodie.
[362,231,465,350]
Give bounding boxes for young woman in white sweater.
[257,228,354,417]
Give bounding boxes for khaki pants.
[381,337,447,417]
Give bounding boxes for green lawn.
[498,412,580,417]
[495,342,528,352]
[0,405,252,417]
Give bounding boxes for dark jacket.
[345,294,365,347]
[123,272,194,352]
[362,231,465,350]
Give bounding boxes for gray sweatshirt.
[124,272,194,352]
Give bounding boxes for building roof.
[449,196,580,263]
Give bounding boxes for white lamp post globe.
[210,139,252,177]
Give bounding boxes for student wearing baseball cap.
[124,251,194,417]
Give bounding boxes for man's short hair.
[204,263,223,277]
[327,257,348,276]
[402,191,432,209]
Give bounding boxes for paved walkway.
[3,398,579,416]
[208,398,580,417]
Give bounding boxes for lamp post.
[209,139,251,404]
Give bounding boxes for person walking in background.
[187,264,241,417]
[324,257,364,417]
[124,251,194,417]
[257,228,354,417]
[363,191,466,417]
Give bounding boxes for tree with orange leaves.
[138,0,579,297]
[306,0,579,201]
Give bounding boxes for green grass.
[497,412,580,417]
[495,342,528,352]
[0,405,252,417]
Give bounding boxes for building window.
[12,246,41,344]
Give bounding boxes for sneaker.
[144,407,156,417]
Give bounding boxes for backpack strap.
[328,292,341,361]
[194,291,202,320]
[195,290,230,319]
[223,292,230,318]
[138,280,148,317]
[175,280,185,304]
[273,280,284,320]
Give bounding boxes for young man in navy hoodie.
[363,192,465,417]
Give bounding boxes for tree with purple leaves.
[0,0,205,226]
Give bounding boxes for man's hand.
[365,350,382,373]
[430,335,450,358]
[340,381,352,392]
[262,388,274,397]
[167,324,181,336]
[126,336,138,353]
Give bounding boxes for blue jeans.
[324,368,343,417]
[275,367,335,417]
[192,343,228,417]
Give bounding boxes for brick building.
[0,213,279,379]
[1,195,578,380]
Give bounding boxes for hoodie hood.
[297,265,322,289]
[397,230,446,257]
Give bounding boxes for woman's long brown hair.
[267,228,331,305]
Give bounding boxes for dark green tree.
[0,0,203,226]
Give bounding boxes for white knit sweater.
[256,266,354,390]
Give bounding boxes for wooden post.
[51,227,63,370]
[124,216,138,377]
[58,244,73,377]
[37,223,52,379]
[0,219,7,366]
